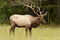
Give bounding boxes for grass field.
[0,24,60,40]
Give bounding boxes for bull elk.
[9,3,47,36]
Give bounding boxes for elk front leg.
[29,27,32,37]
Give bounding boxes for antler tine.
[38,7,41,15]
[45,11,48,15]
[33,4,36,7]
[34,4,41,15]
[42,8,45,13]
[32,4,40,16]
[40,12,42,15]
[43,11,48,16]
[23,4,32,8]
[36,6,41,15]
[40,8,45,15]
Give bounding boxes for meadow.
[0,23,60,40]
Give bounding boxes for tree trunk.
[57,0,60,20]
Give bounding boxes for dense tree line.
[0,0,59,24]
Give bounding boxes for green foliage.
[0,0,58,24]
[0,1,25,24]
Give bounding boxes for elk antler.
[33,4,41,15]
[43,11,47,16]
[23,3,39,16]
[40,8,45,15]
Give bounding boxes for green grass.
[0,24,60,40]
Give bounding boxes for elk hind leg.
[10,26,15,35]
[25,27,28,37]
